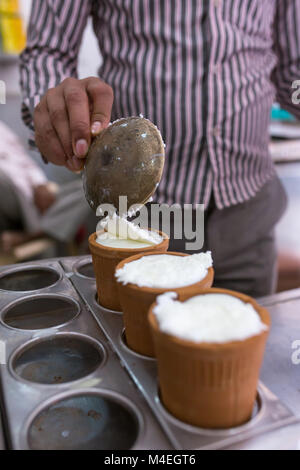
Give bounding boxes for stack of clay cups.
[148,288,271,429]
[115,252,214,357]
[89,231,169,312]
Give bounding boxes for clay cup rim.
[148,287,271,351]
[115,251,214,294]
[89,229,169,257]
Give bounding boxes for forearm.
[20,1,113,173]
[20,0,92,131]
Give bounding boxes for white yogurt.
[153,292,268,343]
[115,252,213,288]
[96,213,163,249]
[96,233,155,249]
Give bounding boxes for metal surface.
[10,333,106,385]
[0,265,61,292]
[258,289,300,417]
[26,389,143,451]
[0,259,170,450]
[69,263,299,450]
[1,256,300,449]
[73,259,95,280]
[0,411,5,450]
[1,295,80,331]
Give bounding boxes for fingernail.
[91,121,102,135]
[72,156,84,171]
[75,139,88,157]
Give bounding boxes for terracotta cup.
[148,288,270,429]
[116,252,214,357]
[89,231,169,311]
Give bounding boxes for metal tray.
[0,256,300,450]
[0,411,5,450]
[0,259,170,450]
[63,256,300,450]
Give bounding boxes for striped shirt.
[20,0,300,209]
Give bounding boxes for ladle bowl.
[83,117,165,213]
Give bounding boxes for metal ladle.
[83,117,165,213]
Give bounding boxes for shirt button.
[213,64,221,74]
[214,0,221,7]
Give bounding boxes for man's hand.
[34,77,114,172]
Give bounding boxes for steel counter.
[0,256,299,450]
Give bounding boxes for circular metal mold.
[0,266,60,293]
[74,260,95,280]
[120,330,156,362]
[94,294,123,315]
[26,390,143,450]
[1,295,80,331]
[155,390,264,436]
[10,333,106,386]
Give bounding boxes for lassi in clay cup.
[115,252,214,357]
[89,214,169,311]
[148,288,270,429]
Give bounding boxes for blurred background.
[0,0,102,265]
[0,0,300,293]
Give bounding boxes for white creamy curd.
[96,213,163,248]
[96,234,155,249]
[153,292,268,343]
[115,252,213,288]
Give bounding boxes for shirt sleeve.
[271,0,300,119]
[20,0,93,134]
